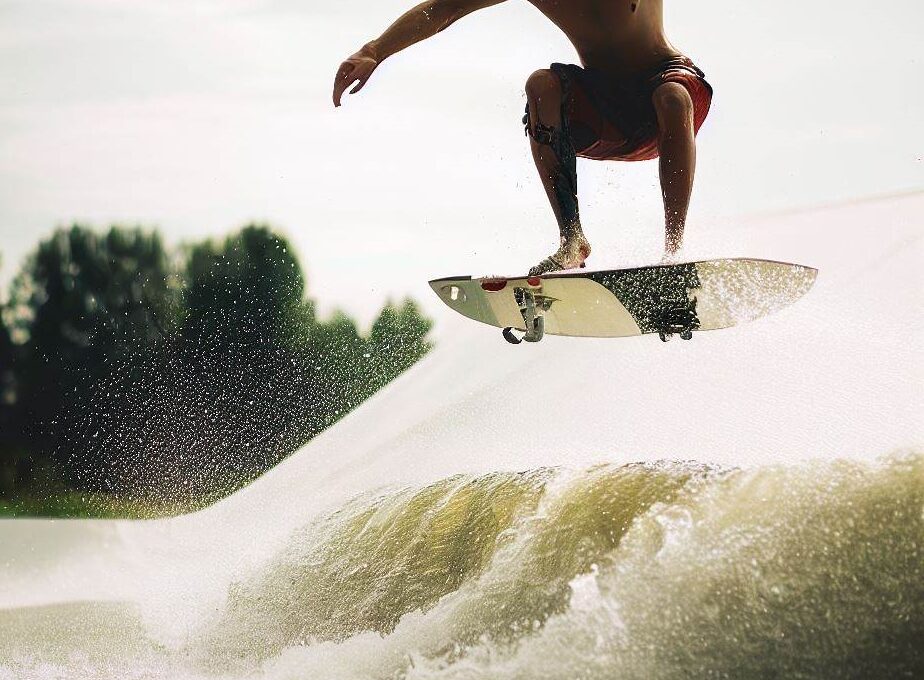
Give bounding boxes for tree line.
[0,224,431,508]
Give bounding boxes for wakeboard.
[430,258,817,344]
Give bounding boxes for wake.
[3,454,921,679]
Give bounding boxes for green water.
[201,454,923,679]
[3,454,922,679]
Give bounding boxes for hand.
[333,51,379,107]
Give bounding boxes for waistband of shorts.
[646,55,705,80]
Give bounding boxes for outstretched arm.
[333,0,506,106]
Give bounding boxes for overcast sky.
[1,0,922,323]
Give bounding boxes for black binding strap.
[522,84,580,238]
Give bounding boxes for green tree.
[366,298,433,392]
[284,300,432,440]
[6,225,178,488]
[2,222,434,510]
[0,268,13,402]
[182,224,304,347]
[0,277,20,495]
[78,225,315,501]
[306,311,367,428]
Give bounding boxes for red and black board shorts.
[549,55,713,162]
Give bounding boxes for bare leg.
[653,82,696,258]
[524,69,590,275]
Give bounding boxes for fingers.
[333,57,376,106]
[333,78,356,107]
[349,76,369,95]
[333,62,356,107]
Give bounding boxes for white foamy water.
[1,193,922,679]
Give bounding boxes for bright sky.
[1,0,922,323]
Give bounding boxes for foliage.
[0,224,432,509]
[181,225,305,347]
[2,226,178,491]
[0,284,19,496]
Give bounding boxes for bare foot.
[528,235,592,276]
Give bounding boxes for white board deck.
[430,258,818,338]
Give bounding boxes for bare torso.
[525,0,680,77]
[332,0,702,269]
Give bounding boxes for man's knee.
[525,69,562,101]
[652,82,694,128]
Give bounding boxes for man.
[333,0,712,275]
